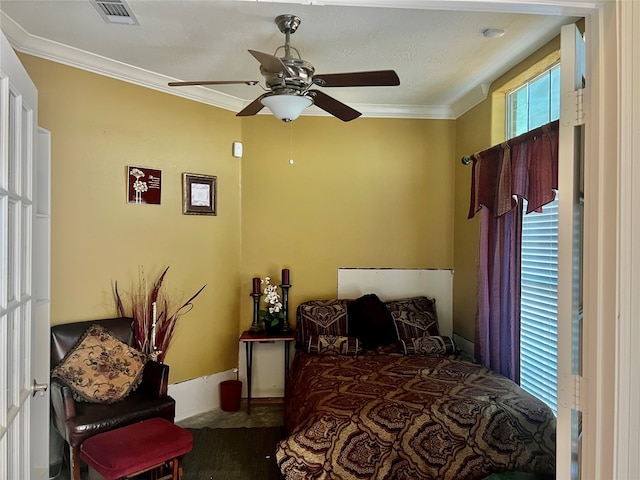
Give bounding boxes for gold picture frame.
[182,173,217,215]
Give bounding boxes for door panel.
[556,23,586,480]
[32,127,51,479]
[1,30,49,480]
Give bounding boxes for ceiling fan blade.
[248,50,289,75]
[236,95,266,117]
[313,70,400,88]
[168,80,258,87]
[308,90,361,122]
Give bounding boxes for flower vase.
[264,320,283,337]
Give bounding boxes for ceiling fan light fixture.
[261,94,312,122]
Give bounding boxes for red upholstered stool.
[79,418,193,480]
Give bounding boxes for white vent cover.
[91,0,139,25]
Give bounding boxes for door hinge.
[562,88,585,127]
[560,374,586,411]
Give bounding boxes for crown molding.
[451,83,491,118]
[257,0,601,17]
[1,12,246,110]
[1,10,471,121]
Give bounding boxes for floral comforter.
[276,350,555,480]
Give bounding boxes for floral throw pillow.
[51,324,147,404]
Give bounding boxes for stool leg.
[171,458,178,480]
[167,456,186,480]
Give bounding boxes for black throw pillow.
[348,293,397,348]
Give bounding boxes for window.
[507,63,560,414]
[508,64,560,137]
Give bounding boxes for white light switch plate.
[232,142,243,158]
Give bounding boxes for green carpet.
[183,426,285,480]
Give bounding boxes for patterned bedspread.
[276,350,556,480]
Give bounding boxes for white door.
[556,23,586,480]
[0,31,50,480]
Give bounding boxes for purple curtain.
[476,206,522,382]
[469,120,558,383]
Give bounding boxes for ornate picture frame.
[182,173,217,215]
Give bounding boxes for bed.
[275,290,556,480]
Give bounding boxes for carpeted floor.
[183,426,285,480]
[51,401,551,480]
[54,426,285,480]
[52,402,285,480]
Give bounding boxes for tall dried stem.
[114,266,206,362]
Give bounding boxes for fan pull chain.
[289,123,295,165]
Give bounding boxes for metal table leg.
[245,342,253,414]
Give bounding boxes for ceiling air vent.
[91,0,139,25]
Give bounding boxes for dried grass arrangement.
[114,266,206,363]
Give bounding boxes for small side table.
[240,330,296,414]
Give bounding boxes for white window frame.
[507,63,561,413]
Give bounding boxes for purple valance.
[468,120,559,219]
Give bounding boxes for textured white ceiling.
[0,0,583,119]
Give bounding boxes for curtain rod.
[460,120,559,165]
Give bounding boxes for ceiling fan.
[168,14,400,122]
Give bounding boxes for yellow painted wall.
[20,27,561,382]
[20,54,243,383]
[239,116,456,328]
[453,104,487,342]
[21,52,457,382]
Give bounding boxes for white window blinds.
[520,197,559,414]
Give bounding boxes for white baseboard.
[168,369,238,422]
[169,340,294,421]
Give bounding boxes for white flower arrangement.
[133,180,148,193]
[130,168,148,203]
[260,277,285,328]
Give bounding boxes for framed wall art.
[128,166,161,205]
[182,173,217,216]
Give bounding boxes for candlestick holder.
[280,283,291,332]
[250,292,263,332]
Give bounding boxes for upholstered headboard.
[337,268,454,337]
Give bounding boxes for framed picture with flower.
[128,166,161,205]
[182,173,217,215]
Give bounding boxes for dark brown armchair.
[50,317,176,480]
